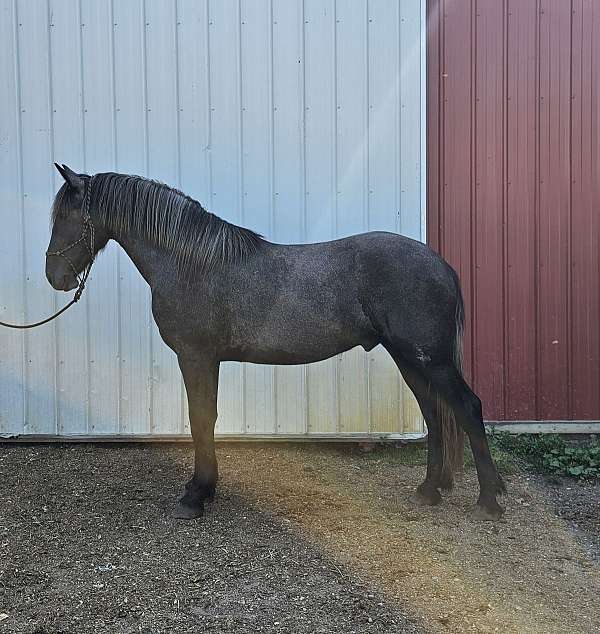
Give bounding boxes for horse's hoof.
[173,501,204,520]
[412,485,442,507]
[472,501,504,521]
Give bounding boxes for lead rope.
[0,177,95,330]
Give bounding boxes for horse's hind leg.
[388,355,444,505]
[388,356,451,506]
[412,395,444,506]
[427,363,505,519]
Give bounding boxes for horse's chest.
[151,293,219,347]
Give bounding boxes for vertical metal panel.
[400,0,427,430]
[240,0,277,435]
[428,0,600,422]
[304,0,338,433]
[365,0,402,433]
[0,0,25,435]
[113,0,152,434]
[18,0,56,433]
[335,0,369,432]
[537,0,572,420]
[176,0,210,435]
[82,0,121,433]
[144,0,183,434]
[505,0,538,419]
[570,0,600,419]
[436,0,476,384]
[1,0,426,438]
[49,0,89,435]
[399,0,423,242]
[271,0,307,435]
[473,0,506,419]
[208,0,245,435]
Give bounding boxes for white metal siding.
[0,0,426,439]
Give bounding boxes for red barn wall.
[427,0,600,421]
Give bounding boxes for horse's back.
[324,231,458,296]
[242,230,458,321]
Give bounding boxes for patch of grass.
[487,432,600,479]
[335,433,600,480]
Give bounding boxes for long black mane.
[53,172,264,274]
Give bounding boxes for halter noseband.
[45,175,96,302]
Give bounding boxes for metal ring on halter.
[0,176,96,329]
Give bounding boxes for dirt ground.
[1,443,599,634]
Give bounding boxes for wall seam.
[332,0,340,434]
[300,0,309,435]
[567,0,574,419]
[396,1,403,429]
[268,0,277,434]
[470,0,477,382]
[174,0,185,434]
[534,0,541,419]
[108,0,121,434]
[12,0,27,432]
[237,0,246,434]
[140,0,152,434]
[46,0,59,435]
[77,0,91,434]
[364,0,372,435]
[502,0,509,419]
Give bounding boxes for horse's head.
[46,164,108,291]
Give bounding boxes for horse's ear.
[54,162,84,192]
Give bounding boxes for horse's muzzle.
[46,268,78,292]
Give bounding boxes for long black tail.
[438,266,466,489]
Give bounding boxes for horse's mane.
[52,172,264,274]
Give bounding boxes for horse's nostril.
[45,269,70,291]
[46,270,57,287]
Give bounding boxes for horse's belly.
[228,323,379,365]
[223,276,380,364]
[234,344,353,365]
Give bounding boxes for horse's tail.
[438,266,466,489]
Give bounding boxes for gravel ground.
[534,475,600,562]
[0,444,420,634]
[1,443,600,634]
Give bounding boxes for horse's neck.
[114,233,177,289]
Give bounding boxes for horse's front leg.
[173,354,220,520]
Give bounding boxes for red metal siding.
[427,0,600,421]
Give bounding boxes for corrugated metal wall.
[0,0,426,438]
[427,0,600,422]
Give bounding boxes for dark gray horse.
[46,164,505,520]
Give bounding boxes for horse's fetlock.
[184,476,216,502]
[438,472,455,491]
[414,482,442,506]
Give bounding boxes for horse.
[46,163,505,521]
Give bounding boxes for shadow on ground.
[1,443,600,633]
[0,444,419,634]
